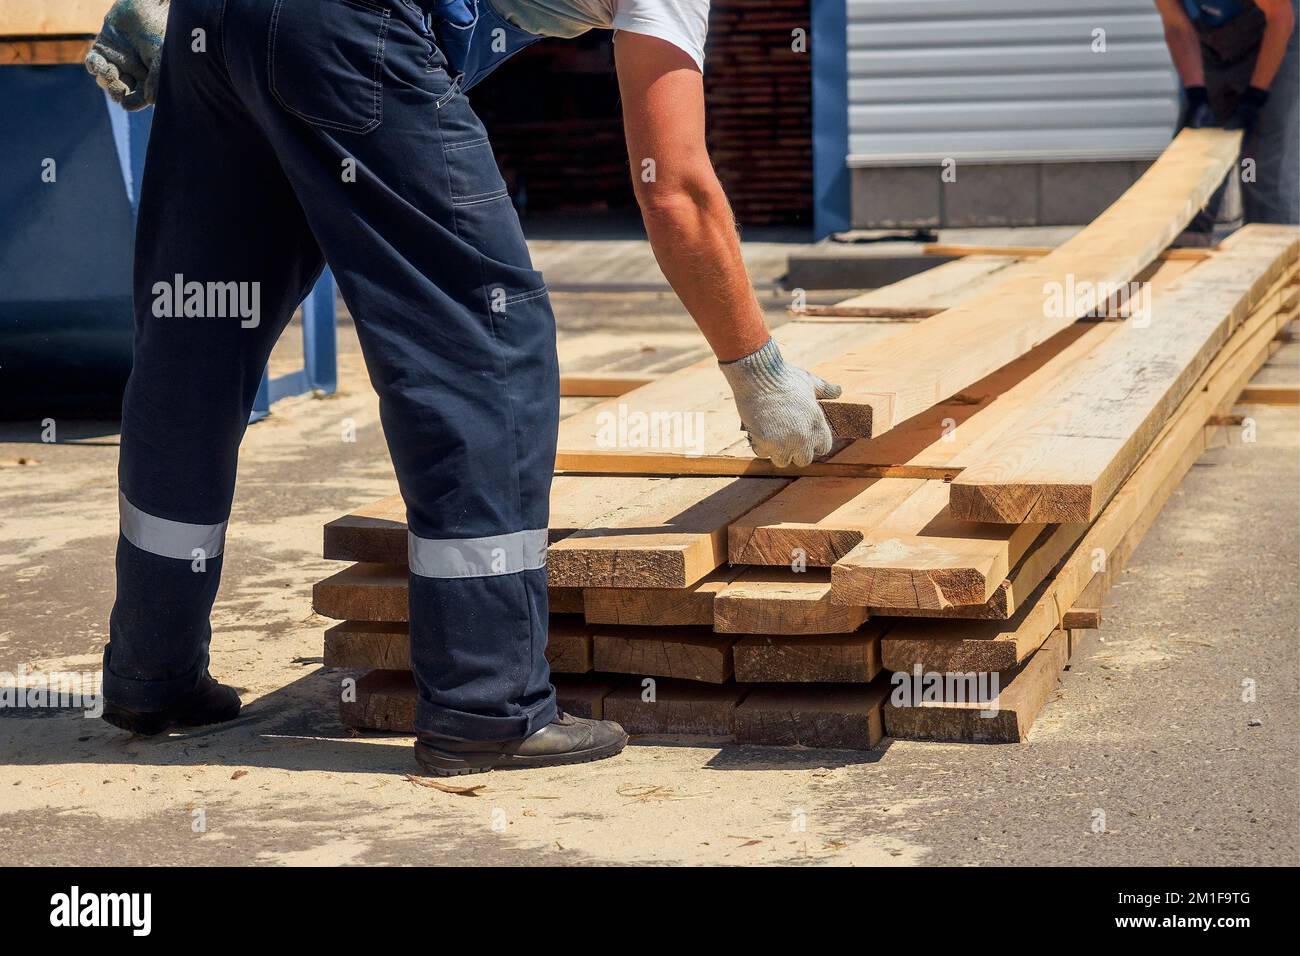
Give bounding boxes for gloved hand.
[1176,86,1216,131]
[719,338,841,468]
[1225,86,1269,135]
[84,0,171,111]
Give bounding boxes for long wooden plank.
[1236,384,1300,405]
[799,254,1197,323]
[824,250,1239,610]
[0,1,110,35]
[829,481,1048,608]
[581,567,738,627]
[603,679,748,737]
[712,568,870,634]
[949,226,1299,523]
[734,680,890,750]
[921,244,1211,261]
[814,129,1242,438]
[871,521,1087,620]
[797,255,1021,319]
[732,628,884,683]
[322,616,595,673]
[883,631,1071,744]
[0,36,89,62]
[729,321,1117,568]
[554,318,902,475]
[546,476,786,588]
[312,563,583,619]
[592,627,735,683]
[559,373,659,397]
[880,281,1295,672]
[323,476,672,563]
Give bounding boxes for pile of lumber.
[703,0,812,226]
[314,130,1297,749]
[0,0,108,64]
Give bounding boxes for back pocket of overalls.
[270,0,391,134]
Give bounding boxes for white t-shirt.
[489,0,710,71]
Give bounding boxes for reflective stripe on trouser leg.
[119,492,228,562]
[407,530,555,740]
[109,488,230,709]
[408,529,547,578]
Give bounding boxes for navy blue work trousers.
[105,0,559,741]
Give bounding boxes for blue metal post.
[302,268,338,395]
[811,0,851,239]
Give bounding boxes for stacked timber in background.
[313,131,1298,751]
[703,0,812,226]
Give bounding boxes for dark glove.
[1177,86,1216,131]
[1225,86,1269,135]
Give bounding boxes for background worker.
[1155,0,1298,235]
[84,0,839,776]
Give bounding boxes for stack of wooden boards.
[314,130,1298,750]
[0,0,106,64]
[703,0,813,226]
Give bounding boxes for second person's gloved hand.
[719,338,841,468]
[85,0,171,111]
[1225,86,1270,135]
[1177,86,1216,131]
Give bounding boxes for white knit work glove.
[719,338,841,468]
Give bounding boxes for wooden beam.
[323,476,673,563]
[729,321,1116,568]
[581,567,738,627]
[0,36,90,63]
[949,227,1299,523]
[546,476,787,588]
[713,568,871,634]
[732,628,884,683]
[0,1,110,35]
[559,373,660,397]
[813,129,1242,438]
[554,317,902,475]
[880,277,1295,673]
[828,245,1279,610]
[322,616,595,673]
[796,255,1021,319]
[555,453,954,480]
[883,631,1071,744]
[734,680,890,750]
[592,627,736,683]
[871,521,1088,621]
[602,679,748,737]
[312,562,582,620]
[830,483,1049,608]
[921,243,1211,261]
[1235,384,1300,406]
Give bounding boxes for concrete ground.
[1,240,1297,866]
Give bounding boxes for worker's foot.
[101,673,242,736]
[413,712,628,777]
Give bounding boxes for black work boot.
[414,712,628,777]
[101,673,242,736]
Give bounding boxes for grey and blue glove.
[85,0,170,111]
[720,338,841,468]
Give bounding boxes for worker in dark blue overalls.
[1155,0,1298,237]
[82,0,839,776]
